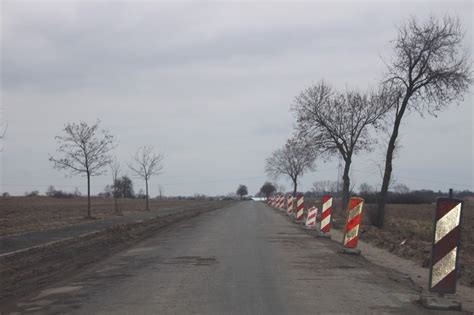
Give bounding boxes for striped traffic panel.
[287,195,294,215]
[320,195,333,233]
[305,206,317,228]
[428,198,463,294]
[296,195,304,221]
[279,195,285,209]
[342,197,364,249]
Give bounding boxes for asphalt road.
[8,201,446,314]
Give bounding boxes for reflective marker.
[287,195,294,215]
[305,206,317,228]
[320,195,333,233]
[342,197,364,249]
[428,198,463,294]
[296,195,304,221]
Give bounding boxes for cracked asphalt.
[5,201,460,314]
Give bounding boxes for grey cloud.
[0,1,472,196]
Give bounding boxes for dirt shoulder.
[0,200,235,307]
[305,198,474,288]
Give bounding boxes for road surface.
[6,201,449,314]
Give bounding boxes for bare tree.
[312,180,341,196]
[49,120,115,217]
[359,183,373,194]
[128,146,164,211]
[292,82,395,209]
[265,138,316,196]
[273,183,286,194]
[236,184,248,200]
[259,182,276,200]
[110,157,122,215]
[376,16,472,227]
[393,183,410,194]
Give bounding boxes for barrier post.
[287,195,294,215]
[341,197,364,255]
[315,195,332,239]
[295,194,305,223]
[304,206,317,229]
[279,195,285,210]
[421,197,463,311]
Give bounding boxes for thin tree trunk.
[87,172,91,217]
[376,92,410,228]
[292,178,298,197]
[376,120,400,228]
[145,178,149,211]
[341,158,352,212]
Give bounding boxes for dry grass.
[0,196,221,236]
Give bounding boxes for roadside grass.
[0,197,229,236]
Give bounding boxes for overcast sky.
[1,0,472,197]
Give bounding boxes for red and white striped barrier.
[305,206,317,229]
[320,195,333,233]
[295,195,304,221]
[342,197,364,255]
[287,195,294,215]
[428,198,463,294]
[279,195,285,210]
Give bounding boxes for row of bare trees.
[49,120,164,217]
[266,16,471,227]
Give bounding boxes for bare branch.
[49,120,116,216]
[291,81,395,208]
[128,146,164,210]
[128,146,164,181]
[376,15,472,227]
[265,138,316,195]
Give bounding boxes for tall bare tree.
[292,82,395,209]
[110,157,122,215]
[128,146,164,211]
[265,139,316,196]
[375,16,472,227]
[49,120,115,217]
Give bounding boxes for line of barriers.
[266,193,465,311]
